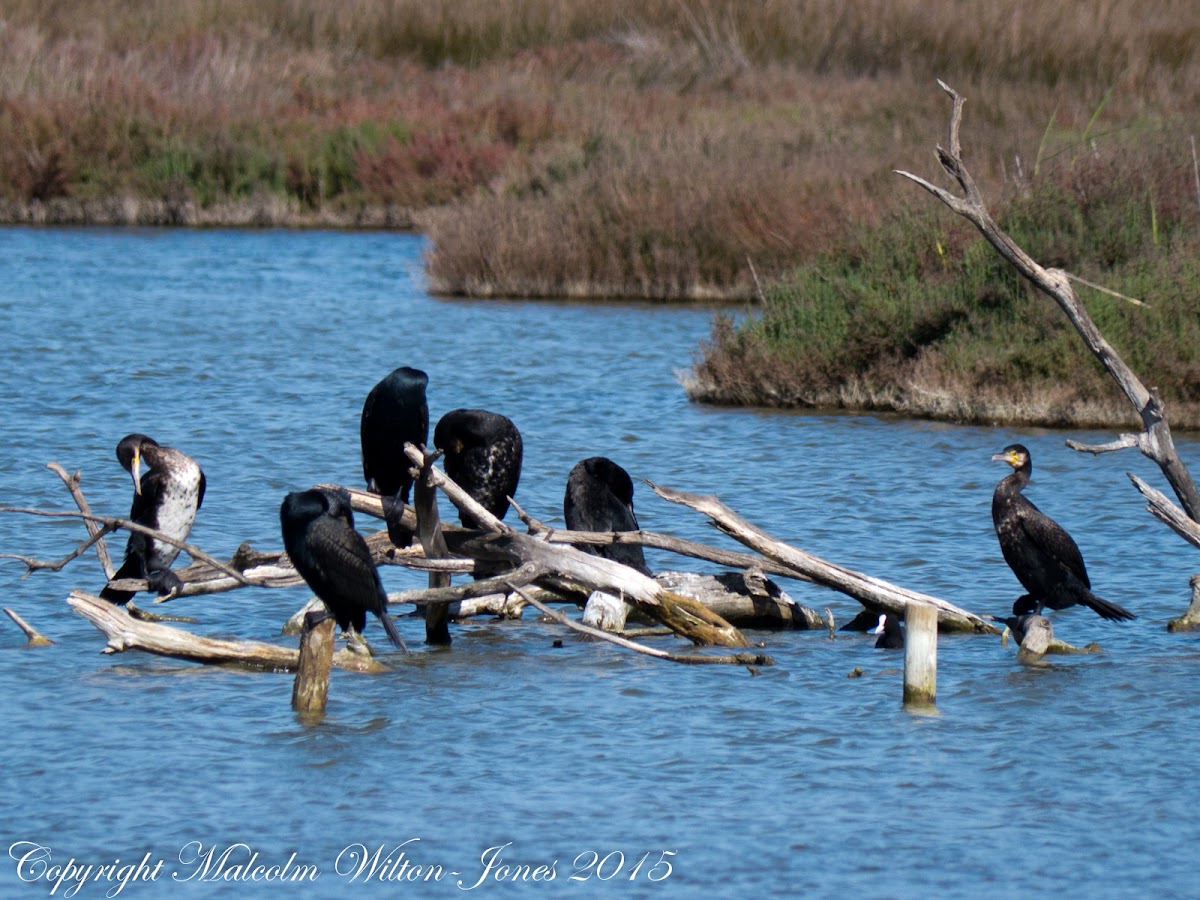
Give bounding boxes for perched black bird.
[433,408,522,527]
[563,457,651,576]
[873,612,905,649]
[280,487,407,650]
[100,434,205,605]
[360,366,429,547]
[991,444,1135,622]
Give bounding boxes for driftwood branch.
[896,80,1200,520]
[0,505,256,590]
[509,585,772,667]
[650,481,997,633]
[4,607,53,645]
[67,591,387,672]
[48,462,116,577]
[459,529,751,647]
[1129,473,1200,550]
[511,498,815,584]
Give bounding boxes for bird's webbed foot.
[344,629,373,657]
[147,569,185,601]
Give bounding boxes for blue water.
[1,227,1198,899]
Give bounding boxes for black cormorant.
[873,612,905,649]
[360,366,429,547]
[563,457,651,576]
[99,434,205,605]
[991,444,1135,622]
[433,408,522,527]
[280,487,407,650]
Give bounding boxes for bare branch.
[4,608,53,645]
[0,505,255,588]
[899,82,1200,521]
[650,481,998,633]
[508,584,772,668]
[1066,434,1142,455]
[47,462,115,577]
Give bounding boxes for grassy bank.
[3,1,1200,423]
[688,138,1200,427]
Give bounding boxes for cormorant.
[280,487,407,650]
[433,408,522,527]
[991,444,1135,621]
[99,434,205,605]
[360,366,429,547]
[873,612,905,649]
[563,457,651,576]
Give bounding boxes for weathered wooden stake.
[1016,615,1054,665]
[291,616,336,717]
[903,603,938,707]
[411,446,452,645]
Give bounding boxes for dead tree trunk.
[895,81,1200,624]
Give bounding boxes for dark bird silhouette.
[100,434,205,605]
[433,408,522,527]
[873,612,905,649]
[563,457,651,576]
[991,444,1135,622]
[360,366,429,547]
[280,487,407,650]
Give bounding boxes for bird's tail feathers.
[1081,589,1136,622]
[380,611,409,652]
[98,558,140,605]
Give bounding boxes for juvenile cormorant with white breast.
[991,444,1135,622]
[359,366,429,547]
[280,487,407,650]
[563,457,651,576]
[873,612,905,649]
[433,408,522,527]
[99,433,206,605]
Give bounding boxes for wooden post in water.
[903,603,937,706]
[1016,615,1053,665]
[413,449,452,646]
[291,615,336,717]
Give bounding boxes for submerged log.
[4,607,53,646]
[655,569,825,629]
[651,482,998,634]
[461,530,750,648]
[510,585,772,668]
[67,591,387,672]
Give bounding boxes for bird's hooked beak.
[991,449,1018,467]
[129,448,143,495]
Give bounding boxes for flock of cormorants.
[96,370,1136,652]
[99,366,651,648]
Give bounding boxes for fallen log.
[67,591,388,673]
[654,570,825,630]
[458,530,751,648]
[509,585,772,668]
[650,482,998,634]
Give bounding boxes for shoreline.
[0,197,428,231]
